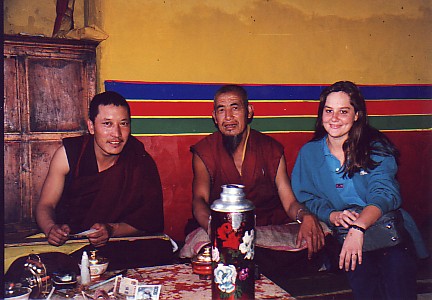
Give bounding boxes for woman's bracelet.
[349,224,366,233]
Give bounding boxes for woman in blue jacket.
[291,81,427,300]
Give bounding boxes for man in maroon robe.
[36,91,172,269]
[180,85,327,276]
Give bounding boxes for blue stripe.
[105,81,432,101]
[360,85,432,100]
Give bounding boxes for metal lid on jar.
[210,184,255,212]
[89,250,108,265]
[192,246,212,264]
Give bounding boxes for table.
[49,263,294,299]
[4,234,170,274]
[123,263,295,299]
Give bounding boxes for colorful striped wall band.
[105,81,432,135]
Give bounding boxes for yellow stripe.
[132,116,212,119]
[368,113,432,117]
[126,99,319,103]
[380,128,432,132]
[132,132,212,137]
[127,99,432,102]
[130,128,432,137]
[131,114,431,119]
[127,99,214,103]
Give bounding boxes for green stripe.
[369,115,432,130]
[251,117,316,132]
[130,115,432,135]
[131,118,215,134]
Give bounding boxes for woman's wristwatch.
[349,224,366,233]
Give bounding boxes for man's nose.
[112,124,122,137]
[225,109,233,120]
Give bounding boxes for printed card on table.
[114,275,138,297]
[135,284,161,300]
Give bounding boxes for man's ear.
[247,104,254,119]
[87,119,95,134]
[212,110,217,124]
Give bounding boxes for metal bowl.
[4,287,32,300]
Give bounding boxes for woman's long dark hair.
[313,81,399,177]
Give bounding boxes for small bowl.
[89,261,109,278]
[4,287,32,300]
[79,250,110,279]
[79,262,109,279]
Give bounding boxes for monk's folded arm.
[107,222,143,237]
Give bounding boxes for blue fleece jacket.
[291,137,428,259]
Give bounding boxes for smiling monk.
[35,91,172,269]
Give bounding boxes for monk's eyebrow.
[215,101,242,110]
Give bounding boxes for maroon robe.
[56,135,164,234]
[191,129,291,226]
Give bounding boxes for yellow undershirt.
[239,126,250,176]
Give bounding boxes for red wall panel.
[138,131,431,241]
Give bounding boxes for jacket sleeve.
[359,154,402,214]
[291,147,336,224]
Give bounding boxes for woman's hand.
[339,227,364,271]
[330,210,360,228]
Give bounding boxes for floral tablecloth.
[125,263,295,299]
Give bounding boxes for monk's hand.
[88,223,112,247]
[46,224,70,246]
[296,215,325,259]
[339,228,363,271]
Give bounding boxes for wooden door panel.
[4,56,21,133]
[28,58,88,132]
[4,35,97,239]
[4,142,24,224]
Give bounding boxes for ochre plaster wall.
[4,0,85,37]
[4,1,431,86]
[97,0,432,85]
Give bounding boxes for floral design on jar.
[239,229,255,260]
[231,212,243,230]
[214,264,237,293]
[238,268,249,281]
[212,246,220,262]
[217,222,241,249]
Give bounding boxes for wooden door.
[4,35,97,241]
